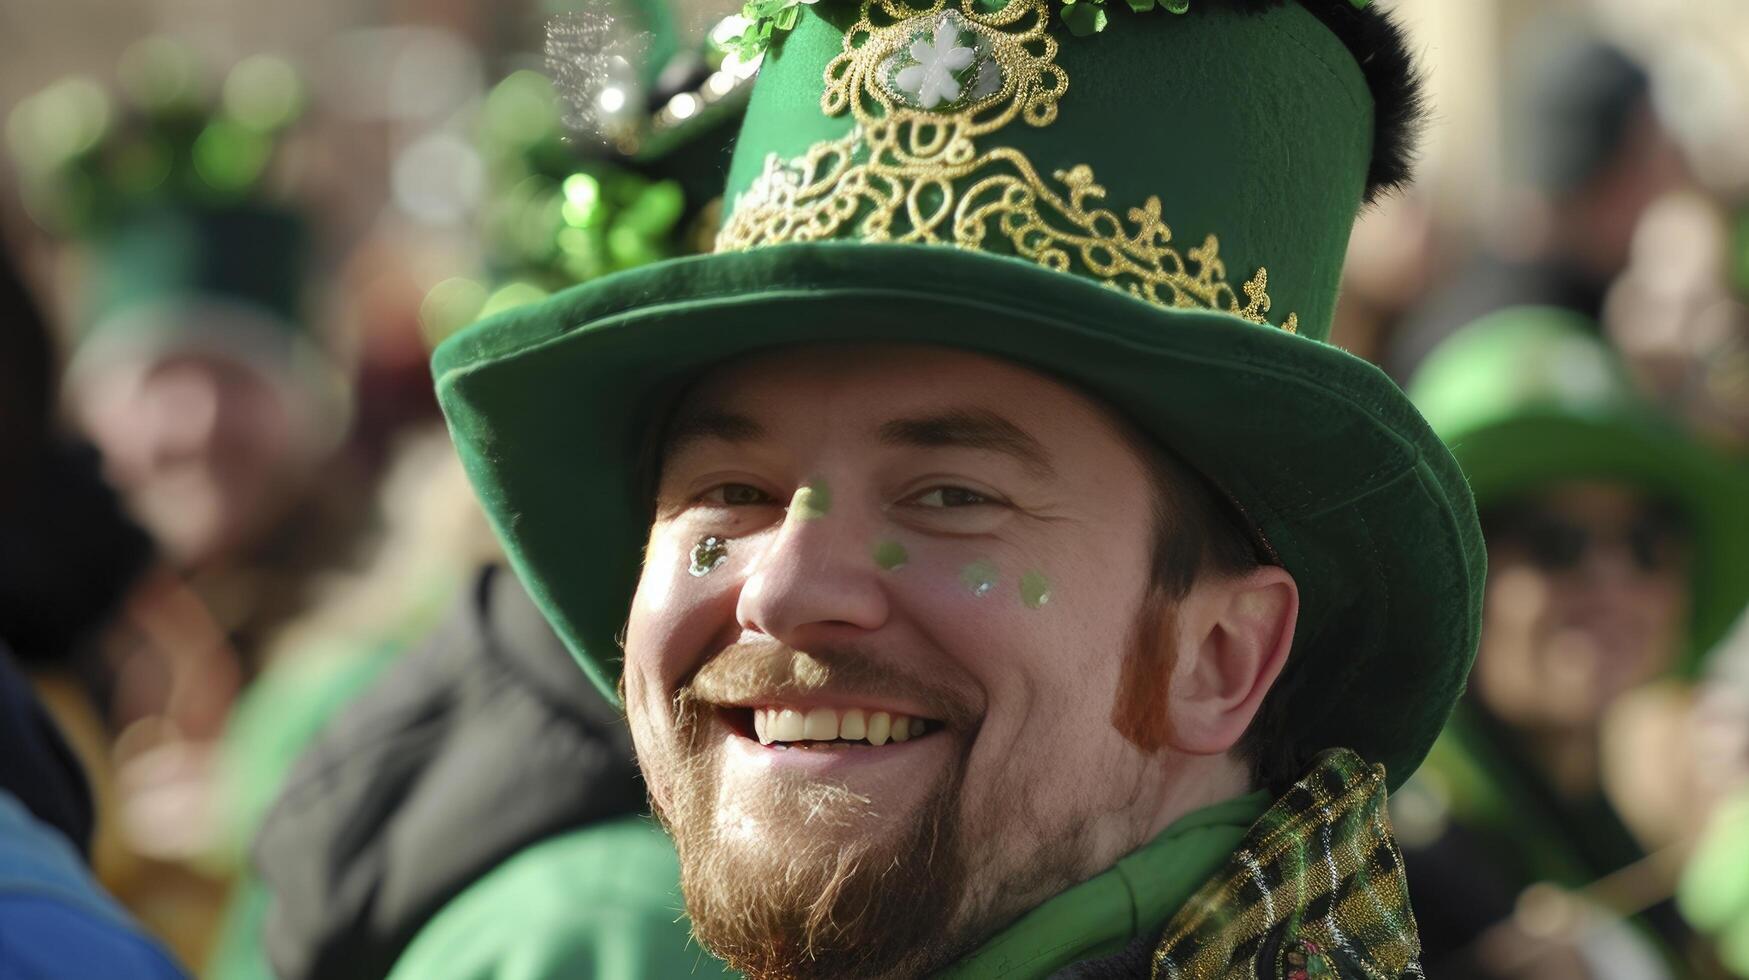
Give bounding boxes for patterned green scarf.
[1152,749,1424,979]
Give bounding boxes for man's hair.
[1129,433,1306,793]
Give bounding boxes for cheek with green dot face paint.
[872,539,909,571]
[689,536,730,577]
[793,481,831,519]
[1020,570,1052,609]
[960,559,999,598]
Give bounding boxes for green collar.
[937,790,1270,979]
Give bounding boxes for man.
[1399,308,1749,978]
[66,202,349,575]
[434,1,1479,977]
[12,56,357,672]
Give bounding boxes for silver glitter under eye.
[689,535,730,577]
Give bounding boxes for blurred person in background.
[1605,191,1749,459]
[1397,307,1749,979]
[1,231,188,979]
[1605,188,1749,978]
[65,201,349,583]
[6,47,374,965]
[241,15,748,975]
[1387,20,1687,382]
[8,44,363,698]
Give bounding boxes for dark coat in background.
[255,564,646,980]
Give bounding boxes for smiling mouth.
[719,705,939,749]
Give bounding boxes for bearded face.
[622,345,1246,979]
[647,643,979,977]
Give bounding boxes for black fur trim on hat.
[1198,0,1427,203]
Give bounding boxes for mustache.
[683,642,981,729]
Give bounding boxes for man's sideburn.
[1112,588,1180,753]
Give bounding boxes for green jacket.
[388,750,1418,980]
[387,816,734,979]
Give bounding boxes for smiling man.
[627,344,1310,977]
[433,0,1481,977]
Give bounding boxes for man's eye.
[701,483,775,506]
[909,486,994,508]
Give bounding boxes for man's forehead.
[670,343,1082,433]
[1532,480,1673,523]
[652,344,1176,492]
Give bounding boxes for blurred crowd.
[1,0,1747,978]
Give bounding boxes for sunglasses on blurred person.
[1483,500,1690,576]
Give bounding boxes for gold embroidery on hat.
[824,0,1067,130]
[720,132,1292,327]
[716,0,1298,331]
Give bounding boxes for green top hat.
[7,41,315,343]
[9,42,306,237]
[433,0,1484,789]
[12,44,348,444]
[1409,307,1749,666]
[63,200,351,452]
[81,201,309,334]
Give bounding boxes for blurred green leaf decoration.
[421,69,689,346]
[6,38,304,235]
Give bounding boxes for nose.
[736,488,889,644]
[150,369,223,460]
[1577,538,1653,589]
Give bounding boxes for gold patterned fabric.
[1151,750,1424,980]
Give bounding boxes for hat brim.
[434,241,1484,789]
[1448,411,1749,665]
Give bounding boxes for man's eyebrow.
[663,409,766,456]
[878,409,1056,477]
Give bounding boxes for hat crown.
[716,0,1376,341]
[83,202,310,338]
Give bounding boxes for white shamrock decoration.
[895,18,977,109]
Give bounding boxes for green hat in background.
[1409,307,1749,665]
[82,201,308,334]
[64,201,351,452]
[434,0,1483,788]
[8,39,307,235]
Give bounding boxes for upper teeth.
[753,706,930,746]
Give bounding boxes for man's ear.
[1166,566,1298,756]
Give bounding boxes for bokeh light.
[6,77,112,175]
[418,276,488,346]
[192,118,271,193]
[222,55,304,133]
